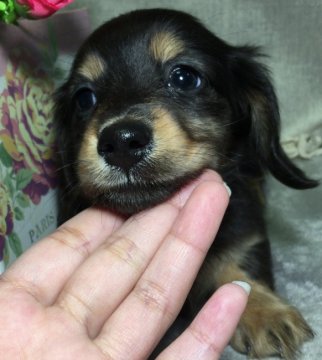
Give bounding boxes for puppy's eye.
[167,65,202,91]
[75,88,97,112]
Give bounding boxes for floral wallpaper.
[0,10,90,270]
[0,52,58,265]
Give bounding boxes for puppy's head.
[55,9,318,214]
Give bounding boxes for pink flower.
[16,0,74,19]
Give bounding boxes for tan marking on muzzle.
[152,107,210,172]
[150,32,185,63]
[77,124,105,190]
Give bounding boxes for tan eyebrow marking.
[150,31,185,63]
[77,53,106,81]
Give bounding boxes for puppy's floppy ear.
[229,46,318,189]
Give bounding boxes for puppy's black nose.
[97,120,152,170]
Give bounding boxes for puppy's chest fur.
[55,9,317,359]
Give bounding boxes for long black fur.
[54,9,318,358]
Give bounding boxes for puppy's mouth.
[90,169,202,215]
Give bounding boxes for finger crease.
[102,234,146,273]
[133,279,174,321]
[188,326,221,356]
[0,274,43,304]
[49,225,92,258]
[94,337,121,360]
[168,229,206,257]
[58,291,93,330]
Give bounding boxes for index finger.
[2,207,124,305]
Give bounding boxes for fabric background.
[65,1,322,359]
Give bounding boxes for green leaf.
[14,207,24,221]
[0,0,17,24]
[4,173,15,196]
[0,143,13,167]
[16,169,33,190]
[8,232,23,258]
[16,192,30,208]
[3,238,10,267]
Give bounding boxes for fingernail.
[232,281,251,295]
[223,182,232,197]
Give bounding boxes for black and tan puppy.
[54,8,318,359]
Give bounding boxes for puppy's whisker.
[220,120,241,127]
[54,162,78,173]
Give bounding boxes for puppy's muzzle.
[97,120,153,171]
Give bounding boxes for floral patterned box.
[0,10,90,271]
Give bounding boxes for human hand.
[0,170,249,359]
